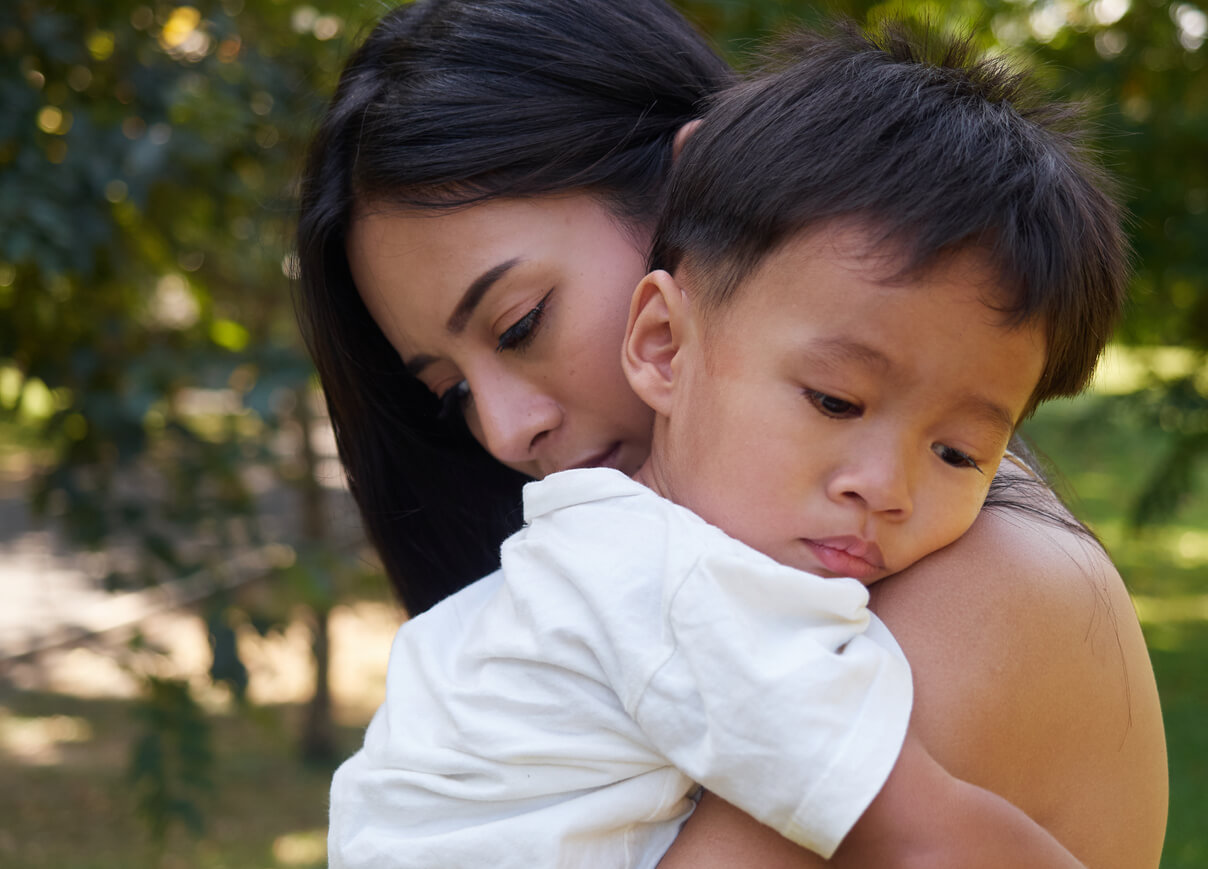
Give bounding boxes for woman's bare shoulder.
[870,501,1168,868]
[870,494,1119,666]
[662,497,1167,869]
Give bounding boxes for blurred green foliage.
[0,0,370,583]
[3,0,1201,601]
[1,0,1204,856]
[129,676,212,846]
[1,0,377,838]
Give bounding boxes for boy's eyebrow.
[446,257,522,335]
[804,337,891,372]
[955,395,1018,441]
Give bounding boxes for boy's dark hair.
[296,0,732,614]
[652,20,1128,416]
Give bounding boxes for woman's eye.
[437,380,471,421]
[496,290,551,353]
[932,443,983,473]
[805,389,861,419]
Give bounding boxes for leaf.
[1131,429,1208,528]
[206,605,250,701]
[128,676,213,844]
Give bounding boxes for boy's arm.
[830,731,1085,869]
[659,731,1085,869]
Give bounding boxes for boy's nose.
[828,451,914,519]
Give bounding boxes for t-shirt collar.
[522,468,646,523]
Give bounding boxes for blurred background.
[0,0,1203,866]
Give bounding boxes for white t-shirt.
[329,468,912,869]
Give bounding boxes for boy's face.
[636,226,1046,584]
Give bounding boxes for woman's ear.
[622,269,689,417]
[672,119,702,161]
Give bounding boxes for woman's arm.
[660,465,1168,868]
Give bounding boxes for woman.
[297,1,1168,866]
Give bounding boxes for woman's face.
[347,194,656,480]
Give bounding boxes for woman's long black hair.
[296,0,734,615]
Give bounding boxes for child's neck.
[630,454,671,502]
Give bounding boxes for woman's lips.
[802,537,885,582]
[568,442,622,472]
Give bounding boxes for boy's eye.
[497,290,551,353]
[805,389,862,419]
[932,443,983,473]
[437,380,472,421]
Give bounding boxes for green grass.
[1148,624,1208,869]
[0,688,359,869]
[1024,394,1208,600]
[1024,392,1208,869]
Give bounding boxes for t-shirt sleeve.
[635,546,911,858]
[505,486,912,859]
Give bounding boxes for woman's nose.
[467,373,562,469]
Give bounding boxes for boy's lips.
[802,536,886,581]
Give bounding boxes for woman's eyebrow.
[446,257,522,334]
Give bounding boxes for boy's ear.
[672,119,702,161]
[623,269,690,417]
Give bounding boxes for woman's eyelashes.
[437,380,471,421]
[434,289,553,420]
[496,290,552,353]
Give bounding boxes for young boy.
[329,21,1124,869]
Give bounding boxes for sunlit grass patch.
[273,829,328,866]
[1091,345,1206,395]
[0,710,93,765]
[0,689,356,869]
[1132,593,1208,626]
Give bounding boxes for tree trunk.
[295,384,337,763]
[301,603,335,762]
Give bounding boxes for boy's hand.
[833,730,1086,869]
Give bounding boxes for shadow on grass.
[1147,620,1208,869]
[0,685,365,869]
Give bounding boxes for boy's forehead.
[699,222,1016,321]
